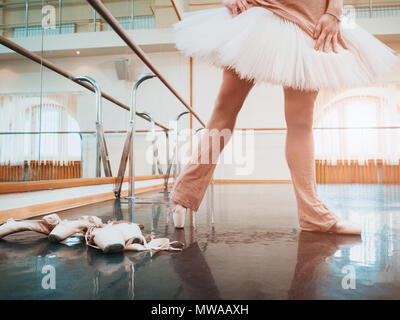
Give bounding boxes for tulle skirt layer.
[173,6,398,90]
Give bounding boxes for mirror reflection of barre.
[75,76,112,178]
[114,73,157,200]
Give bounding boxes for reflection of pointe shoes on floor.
[0,214,61,239]
[173,204,188,229]
[48,216,103,243]
[329,220,361,235]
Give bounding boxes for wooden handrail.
[86,0,206,128]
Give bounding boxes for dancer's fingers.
[314,31,326,51]
[332,33,339,54]
[241,0,250,10]
[237,0,246,13]
[232,5,238,16]
[324,33,333,52]
[314,22,322,39]
[338,31,349,50]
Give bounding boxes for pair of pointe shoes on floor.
[0,215,183,254]
[172,204,362,235]
[0,214,103,243]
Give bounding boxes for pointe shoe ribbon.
[125,238,184,252]
[48,215,103,243]
[85,221,183,253]
[0,214,61,239]
[118,222,184,252]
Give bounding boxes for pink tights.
[170,67,339,232]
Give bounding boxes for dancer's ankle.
[173,201,186,210]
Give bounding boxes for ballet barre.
[114,73,157,199]
[86,0,206,128]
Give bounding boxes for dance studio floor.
[1,183,400,300]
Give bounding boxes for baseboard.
[214,179,292,184]
[0,175,168,194]
[0,180,293,223]
[0,183,171,223]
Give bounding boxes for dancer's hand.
[222,0,253,17]
[313,13,348,53]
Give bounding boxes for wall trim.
[214,179,292,184]
[0,180,294,223]
[0,183,171,223]
[0,175,168,194]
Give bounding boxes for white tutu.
[173,6,398,90]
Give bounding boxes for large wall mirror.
[0,0,181,184]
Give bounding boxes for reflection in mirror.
[0,27,44,182]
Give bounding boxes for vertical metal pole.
[128,84,137,199]
[131,0,134,20]
[79,133,83,178]
[25,0,29,37]
[113,198,123,220]
[369,0,373,18]
[138,112,156,174]
[75,76,103,177]
[58,0,62,34]
[93,10,96,32]
[128,73,156,198]
[164,131,170,191]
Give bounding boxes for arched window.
[0,95,81,165]
[314,85,400,165]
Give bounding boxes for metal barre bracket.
[114,73,156,199]
[76,75,112,178]
[163,111,190,190]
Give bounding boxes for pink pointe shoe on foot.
[172,204,188,229]
[329,220,361,235]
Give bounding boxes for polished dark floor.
[1,183,400,300]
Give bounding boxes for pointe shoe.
[111,221,183,252]
[329,220,361,235]
[48,215,103,243]
[112,221,146,245]
[0,214,61,239]
[86,224,125,254]
[86,220,183,253]
[85,221,144,254]
[173,204,188,229]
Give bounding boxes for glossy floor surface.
[1,183,400,300]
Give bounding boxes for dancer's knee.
[285,106,314,131]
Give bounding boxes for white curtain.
[314,84,400,165]
[0,94,81,165]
